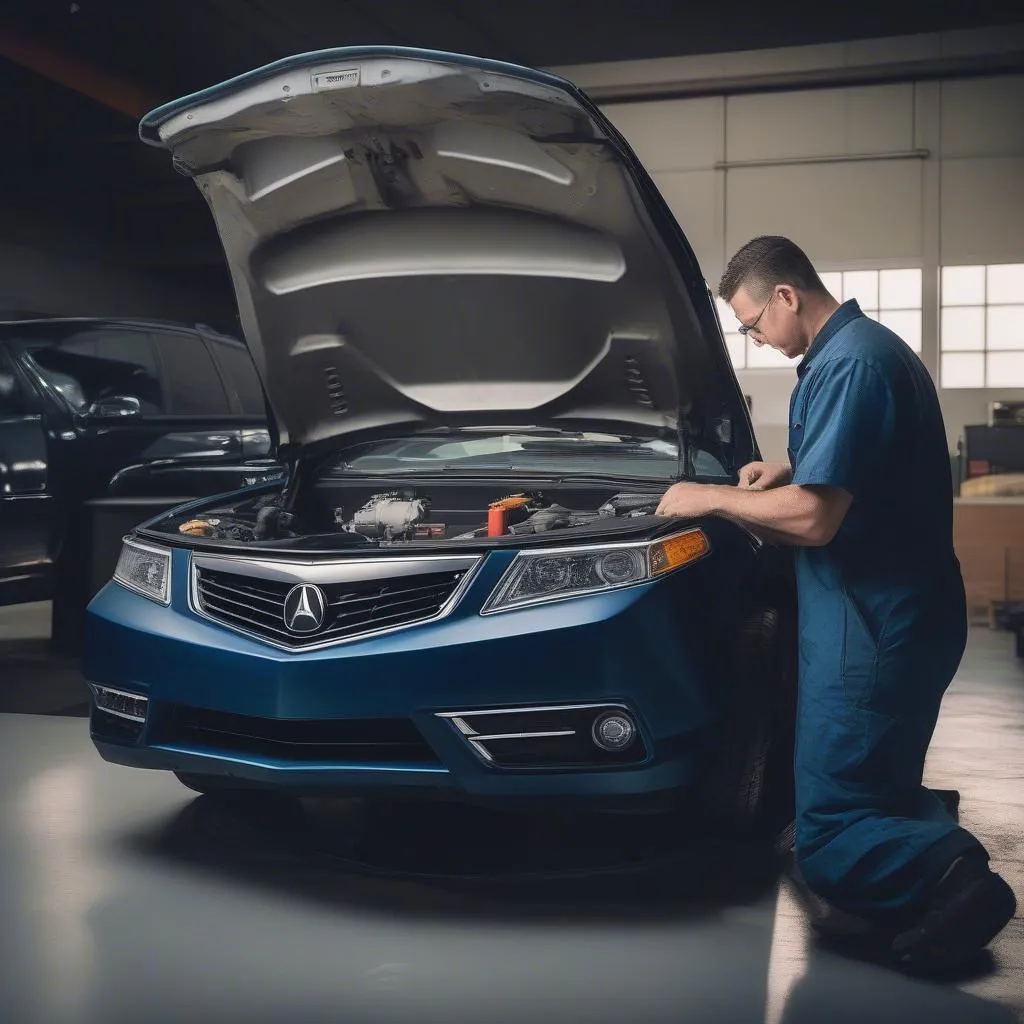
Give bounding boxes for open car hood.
[140,47,757,472]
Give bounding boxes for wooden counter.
[953,498,1024,621]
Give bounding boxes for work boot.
[891,848,1017,973]
[785,862,892,943]
[930,788,961,821]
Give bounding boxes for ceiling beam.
[0,19,161,118]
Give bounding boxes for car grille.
[158,706,440,765]
[193,565,468,648]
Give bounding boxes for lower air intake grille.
[159,707,440,765]
[91,707,145,743]
[193,565,467,648]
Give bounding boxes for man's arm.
[657,481,851,547]
[659,356,894,545]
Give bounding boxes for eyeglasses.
[737,293,775,337]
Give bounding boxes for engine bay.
[165,486,666,548]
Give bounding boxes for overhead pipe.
[713,149,930,170]
[0,20,160,118]
[567,51,1024,105]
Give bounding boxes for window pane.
[987,351,1024,388]
[879,268,921,310]
[29,329,165,414]
[93,333,163,416]
[715,297,740,332]
[819,272,842,297]
[151,331,230,415]
[987,264,1024,305]
[941,307,985,351]
[941,353,985,388]
[986,305,1024,350]
[941,265,985,306]
[879,310,922,352]
[843,270,878,309]
[746,340,794,369]
[723,333,745,368]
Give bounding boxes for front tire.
[700,604,797,835]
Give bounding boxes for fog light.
[592,711,636,751]
[91,685,149,723]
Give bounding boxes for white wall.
[583,39,1024,461]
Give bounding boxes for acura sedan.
[84,46,796,832]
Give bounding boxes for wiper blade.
[517,441,666,456]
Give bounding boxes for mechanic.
[657,235,1016,972]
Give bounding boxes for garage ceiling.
[0,0,1021,295]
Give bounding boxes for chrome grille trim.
[436,703,641,768]
[189,551,482,651]
[200,577,282,608]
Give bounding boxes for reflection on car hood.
[139,47,756,471]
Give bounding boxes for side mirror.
[88,395,141,419]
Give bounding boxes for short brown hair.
[718,236,826,302]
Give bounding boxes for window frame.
[203,333,267,417]
[939,263,1024,390]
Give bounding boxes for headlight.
[481,528,709,613]
[113,538,172,604]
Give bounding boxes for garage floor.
[1,603,1021,1024]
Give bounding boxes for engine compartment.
[162,481,667,549]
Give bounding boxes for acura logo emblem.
[283,583,327,634]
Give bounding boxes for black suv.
[0,317,281,646]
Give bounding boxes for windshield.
[331,430,730,480]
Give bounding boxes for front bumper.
[84,545,737,804]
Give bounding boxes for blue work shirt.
[788,299,965,711]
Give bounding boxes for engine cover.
[340,492,430,540]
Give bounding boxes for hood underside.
[140,47,756,470]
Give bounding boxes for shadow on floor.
[129,793,784,925]
[0,637,90,716]
[112,794,1018,1024]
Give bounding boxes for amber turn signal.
[648,529,710,577]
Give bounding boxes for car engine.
[172,489,664,545]
[336,490,433,541]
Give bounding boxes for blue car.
[84,47,796,831]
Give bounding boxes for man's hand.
[656,481,718,518]
[738,461,792,490]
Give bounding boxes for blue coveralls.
[789,299,982,916]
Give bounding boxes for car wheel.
[700,603,796,836]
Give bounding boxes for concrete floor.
[0,602,1021,1024]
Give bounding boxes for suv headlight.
[481,528,710,614]
[113,537,172,604]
